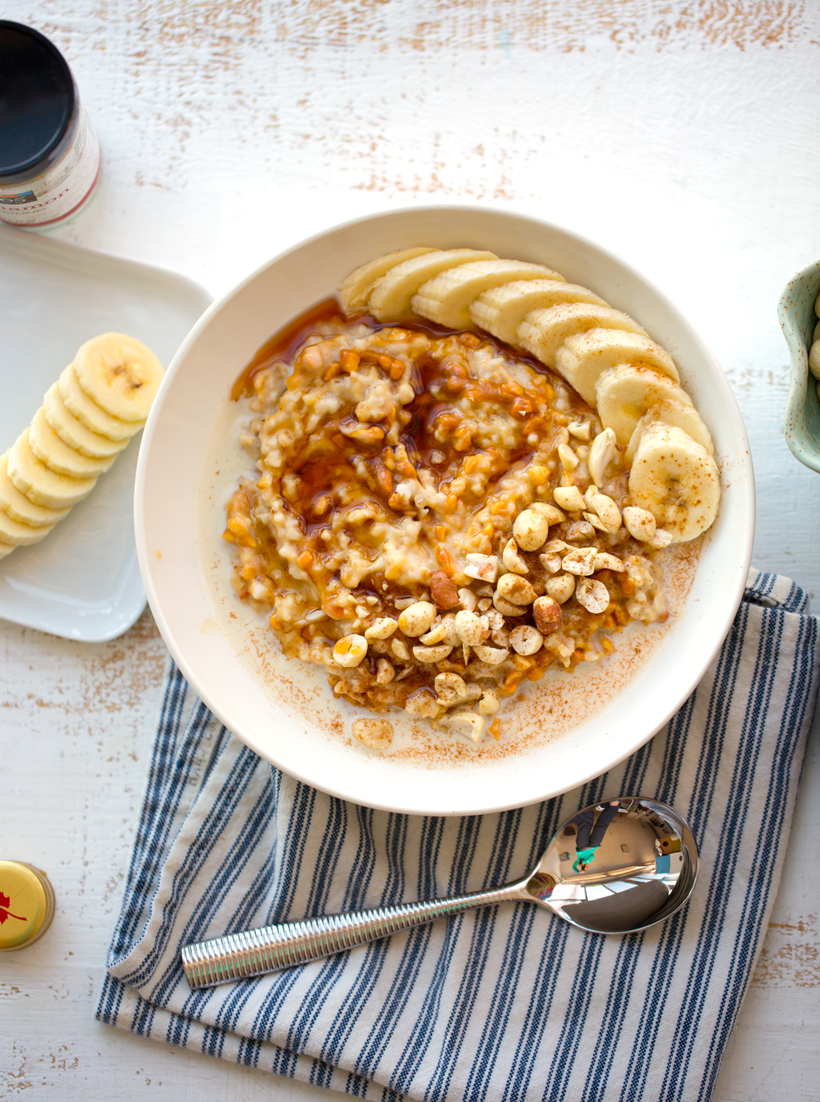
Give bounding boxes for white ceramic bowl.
[136,206,754,816]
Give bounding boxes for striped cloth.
[97,569,818,1101]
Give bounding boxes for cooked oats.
[223,303,671,744]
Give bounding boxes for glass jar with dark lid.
[0,21,100,227]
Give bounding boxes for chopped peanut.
[623,506,656,541]
[561,547,598,576]
[502,537,529,575]
[353,717,393,749]
[454,609,489,646]
[398,601,437,637]
[576,578,610,614]
[473,643,510,665]
[496,573,537,605]
[512,509,550,551]
[464,553,499,583]
[546,574,576,604]
[413,643,455,662]
[333,634,368,667]
[365,617,398,640]
[510,625,544,655]
[553,485,585,512]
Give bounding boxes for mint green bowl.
[779,258,820,473]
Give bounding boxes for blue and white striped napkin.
[97,569,818,1102]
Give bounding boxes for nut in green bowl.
[779,258,820,473]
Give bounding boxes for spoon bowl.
[521,797,698,935]
[182,796,699,989]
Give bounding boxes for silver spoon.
[181,796,698,989]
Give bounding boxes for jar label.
[0,110,101,227]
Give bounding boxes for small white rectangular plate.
[0,227,211,641]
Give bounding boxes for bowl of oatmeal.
[136,206,754,816]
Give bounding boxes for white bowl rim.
[135,203,755,815]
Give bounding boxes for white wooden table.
[2,3,819,1097]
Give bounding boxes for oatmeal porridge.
[219,286,720,747]
[220,249,720,749]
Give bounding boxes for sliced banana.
[470,279,606,346]
[367,249,497,320]
[29,406,117,479]
[411,259,561,330]
[628,422,720,543]
[74,332,164,422]
[0,502,55,547]
[8,429,97,510]
[43,382,129,458]
[625,399,714,465]
[59,364,143,440]
[0,451,71,527]
[338,248,436,315]
[335,247,721,543]
[554,330,680,407]
[595,365,694,446]
[0,542,14,561]
[517,303,648,369]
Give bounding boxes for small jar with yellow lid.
[0,861,55,951]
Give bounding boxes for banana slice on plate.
[595,365,694,445]
[0,451,71,528]
[554,330,680,407]
[43,382,130,458]
[625,399,714,464]
[29,407,118,479]
[470,279,605,347]
[517,303,648,369]
[338,248,436,315]
[628,422,720,543]
[59,365,143,440]
[8,429,97,509]
[367,249,497,320]
[411,259,563,330]
[0,502,55,547]
[74,332,164,423]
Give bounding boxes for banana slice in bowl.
[338,247,436,314]
[470,279,607,347]
[517,302,648,368]
[628,422,721,543]
[595,364,694,445]
[411,259,562,330]
[625,399,714,465]
[554,330,680,406]
[368,249,497,320]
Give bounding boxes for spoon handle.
[181,884,521,989]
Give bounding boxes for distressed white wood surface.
[1,1,819,1097]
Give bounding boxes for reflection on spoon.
[181,796,698,989]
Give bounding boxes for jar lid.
[0,21,75,176]
[0,861,55,950]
